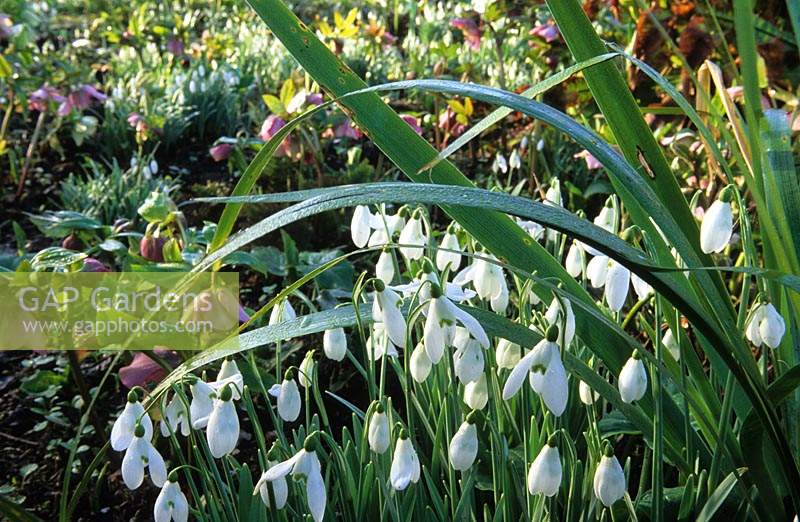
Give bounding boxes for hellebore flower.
[450,18,481,50]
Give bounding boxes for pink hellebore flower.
[574,150,602,170]
[209,143,234,162]
[58,85,107,116]
[128,112,149,134]
[450,18,481,51]
[438,108,466,137]
[530,22,559,43]
[166,38,184,56]
[401,115,423,135]
[259,114,292,156]
[119,349,180,389]
[82,258,111,272]
[305,93,324,106]
[334,119,363,139]
[28,85,65,112]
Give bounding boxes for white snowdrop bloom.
[254,460,289,509]
[160,394,190,437]
[503,331,557,401]
[269,299,296,325]
[121,423,167,490]
[189,378,215,429]
[111,391,153,451]
[453,334,485,384]
[509,149,522,170]
[700,189,735,253]
[268,371,302,422]
[368,403,391,454]
[323,328,347,361]
[212,358,244,400]
[372,280,407,348]
[662,328,680,360]
[604,260,631,312]
[630,273,653,300]
[503,327,569,416]
[492,153,508,174]
[206,384,240,458]
[154,476,189,522]
[544,181,562,242]
[517,219,545,241]
[449,416,478,471]
[454,255,508,314]
[390,431,421,491]
[528,438,562,497]
[188,79,197,93]
[746,301,786,349]
[376,248,395,284]
[545,297,575,347]
[351,205,373,248]
[410,342,432,383]
[464,373,488,410]
[436,227,462,272]
[495,338,521,369]
[149,159,159,176]
[142,164,152,179]
[593,199,616,234]
[261,440,326,522]
[593,446,626,507]
[586,255,610,288]
[298,351,315,388]
[365,322,399,361]
[398,211,427,260]
[579,380,598,405]
[565,241,584,278]
[424,284,489,364]
[618,351,647,403]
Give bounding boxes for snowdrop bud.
[351,205,373,247]
[398,210,427,260]
[269,299,296,325]
[594,198,617,233]
[154,478,189,522]
[272,370,301,422]
[579,380,598,405]
[528,436,562,497]
[436,224,462,272]
[700,187,735,254]
[149,159,159,176]
[368,403,391,454]
[454,338,485,384]
[565,241,583,278]
[464,373,488,410]
[390,430,421,490]
[593,444,626,507]
[492,153,508,174]
[604,260,630,312]
[509,149,522,170]
[496,339,521,369]
[298,351,315,388]
[618,351,647,403]
[410,342,432,383]
[449,415,479,471]
[207,384,239,458]
[323,328,347,361]
[376,247,395,283]
[662,328,680,360]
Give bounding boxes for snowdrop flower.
[392,260,474,304]
[528,436,562,497]
[495,338,521,369]
[545,297,575,347]
[323,328,347,361]
[254,457,289,509]
[662,328,680,360]
[368,403,391,454]
[454,254,508,313]
[464,373,488,410]
[593,198,617,234]
[213,358,244,399]
[618,351,647,403]
[630,273,653,300]
[367,207,405,247]
[398,210,427,260]
[410,342,432,382]
[189,378,215,429]
[269,299,296,325]
[565,241,584,278]
[269,370,302,422]
[154,473,189,522]
[453,327,485,384]
[111,390,153,451]
[586,256,630,312]
[449,413,479,471]
[149,159,159,176]
[491,152,508,174]
[207,383,240,458]
[579,380,598,405]
[517,219,545,241]
[122,423,167,489]
[593,444,626,507]
[298,351,315,388]
[261,437,326,522]
[509,149,522,170]
[390,429,421,490]
[372,280,407,349]
[436,224,462,272]
[376,247,395,283]
[700,187,735,254]
[746,301,786,349]
[503,326,568,416]
[424,284,489,364]
[366,322,399,361]
[160,394,190,437]
[351,205,373,247]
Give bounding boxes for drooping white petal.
[323,328,347,361]
[269,300,296,326]
[528,445,562,497]
[586,255,609,288]
[277,379,301,422]
[446,299,489,348]
[398,217,426,260]
[351,205,373,248]
[490,276,509,314]
[618,356,648,403]
[368,411,391,454]
[502,347,541,400]
[298,354,315,388]
[662,328,680,360]
[759,303,786,349]
[593,454,626,507]
[154,481,189,522]
[565,241,583,278]
[207,399,239,458]
[495,339,521,369]
[255,461,289,509]
[121,437,147,490]
[464,374,488,410]
[390,438,419,490]
[453,338,485,385]
[448,422,478,471]
[410,342,432,383]
[604,260,630,312]
[190,380,215,429]
[262,452,302,482]
[540,355,569,417]
[579,380,598,405]
[214,359,244,399]
[148,443,168,487]
[436,232,462,272]
[376,249,395,284]
[111,401,150,451]
[306,464,327,522]
[377,288,407,348]
[545,298,576,347]
[423,297,451,363]
[700,200,733,254]
[630,273,653,300]
[745,304,765,347]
